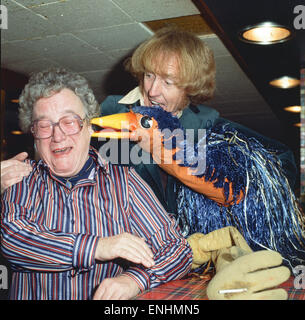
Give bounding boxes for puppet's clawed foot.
[207,250,290,300]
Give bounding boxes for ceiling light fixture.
[240,22,292,45]
[269,76,300,89]
[11,130,23,135]
[284,105,301,113]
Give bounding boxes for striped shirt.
[1,147,192,300]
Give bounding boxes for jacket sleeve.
[122,168,192,291]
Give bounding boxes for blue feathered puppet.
[91,105,305,268]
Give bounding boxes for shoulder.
[24,160,46,187]
[104,162,130,181]
[194,104,219,120]
[102,95,124,106]
[181,104,220,129]
[106,163,146,188]
[27,159,43,175]
[2,160,41,202]
[100,95,129,116]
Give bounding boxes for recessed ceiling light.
[269,76,300,89]
[11,130,23,135]
[284,105,301,113]
[240,22,292,45]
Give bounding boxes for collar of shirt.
[118,86,144,106]
[118,86,184,119]
[54,156,95,188]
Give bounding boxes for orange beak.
[90,111,138,139]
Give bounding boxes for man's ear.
[88,123,94,135]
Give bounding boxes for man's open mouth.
[52,147,72,154]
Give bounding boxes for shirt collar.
[118,86,144,105]
[89,146,110,175]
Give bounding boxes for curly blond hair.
[125,27,216,106]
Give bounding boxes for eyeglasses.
[31,114,86,139]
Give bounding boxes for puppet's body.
[91,106,305,269]
[174,121,305,268]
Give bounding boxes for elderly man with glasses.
[0,68,192,300]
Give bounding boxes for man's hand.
[95,233,155,268]
[93,275,140,300]
[1,152,32,194]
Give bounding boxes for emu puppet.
[91,106,305,299]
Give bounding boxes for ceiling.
[1,0,303,168]
[194,0,304,158]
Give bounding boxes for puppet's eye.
[140,116,153,129]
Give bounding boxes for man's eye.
[140,116,153,129]
[62,120,74,126]
[38,121,51,128]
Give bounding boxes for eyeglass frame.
[30,114,87,139]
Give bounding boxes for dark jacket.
[96,95,297,214]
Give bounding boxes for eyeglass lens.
[32,115,83,139]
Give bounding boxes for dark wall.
[1,69,30,300]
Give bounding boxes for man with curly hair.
[0,68,192,300]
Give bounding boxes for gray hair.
[19,68,100,132]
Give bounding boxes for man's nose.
[52,124,66,142]
[148,78,161,97]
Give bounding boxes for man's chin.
[50,162,79,178]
